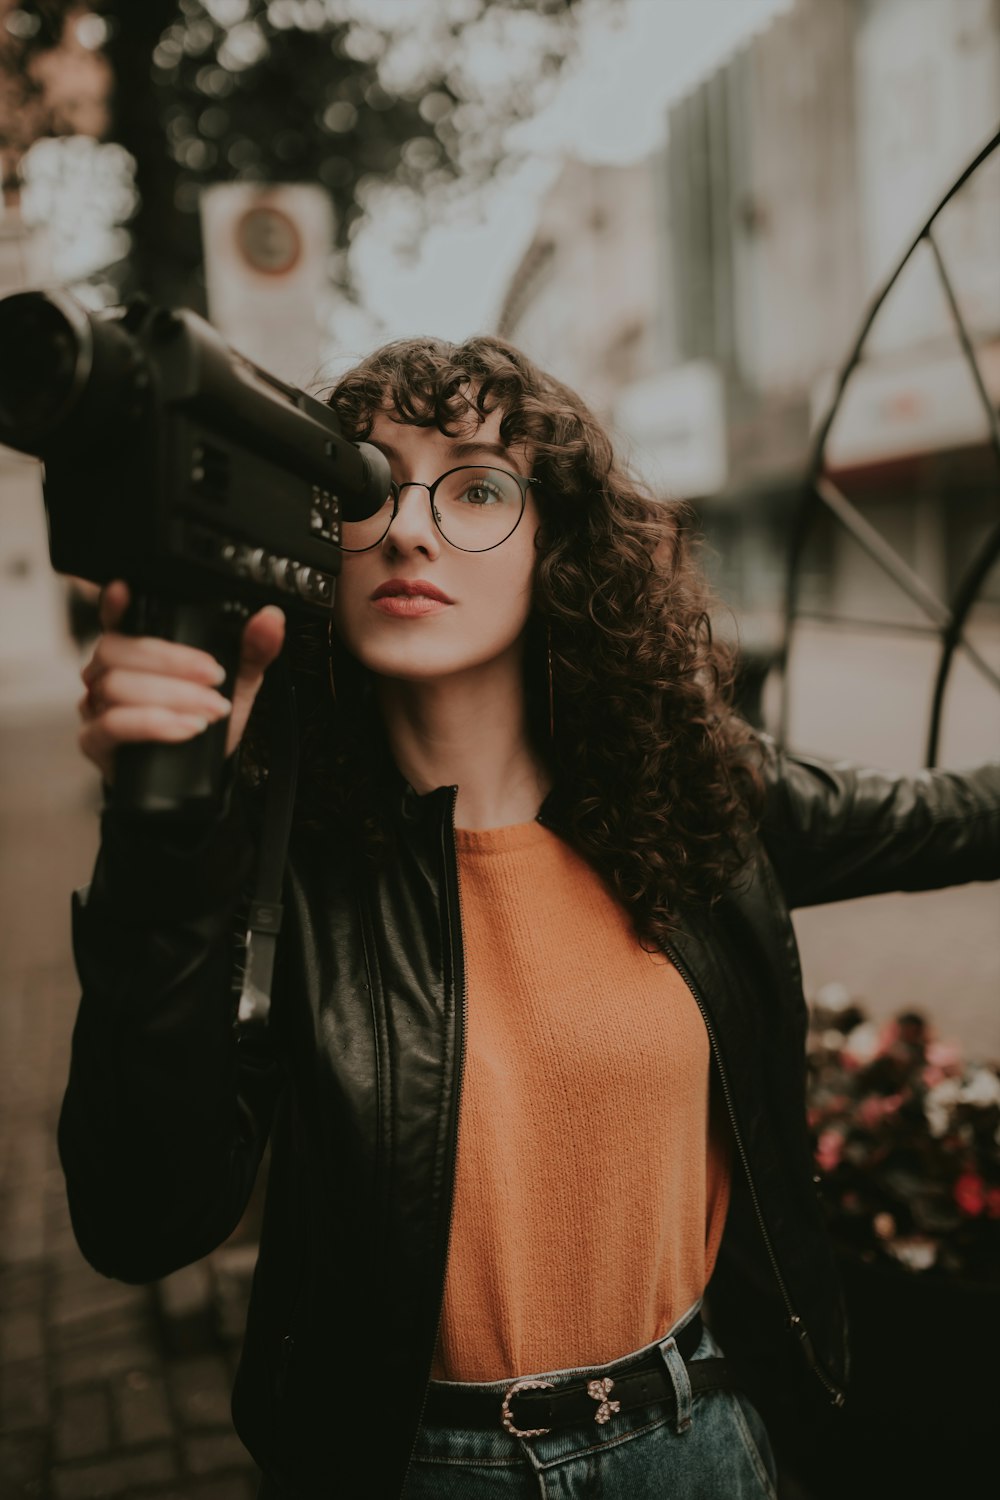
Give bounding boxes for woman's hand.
[77,579,286,786]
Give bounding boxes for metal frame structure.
[777,128,1000,766]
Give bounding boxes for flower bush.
[806,985,1000,1283]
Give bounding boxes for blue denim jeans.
[401,1303,778,1499]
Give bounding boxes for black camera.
[0,288,390,819]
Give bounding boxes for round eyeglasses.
[338,465,538,553]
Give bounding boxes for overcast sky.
[345,0,791,351]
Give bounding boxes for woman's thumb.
[239,604,286,675]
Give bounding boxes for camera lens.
[0,292,92,449]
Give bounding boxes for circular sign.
[234,204,303,277]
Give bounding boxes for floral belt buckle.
[500,1378,554,1437]
[587,1376,621,1424]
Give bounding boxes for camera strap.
[236,652,298,1033]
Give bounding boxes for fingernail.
[210,661,227,684]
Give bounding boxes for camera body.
[0,289,390,817]
[0,288,389,613]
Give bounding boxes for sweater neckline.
[454,818,553,854]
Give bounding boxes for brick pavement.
[0,704,260,1500]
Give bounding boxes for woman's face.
[332,405,541,684]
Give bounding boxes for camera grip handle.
[111,592,248,821]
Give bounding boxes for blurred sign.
[200,183,334,385]
[235,204,303,276]
[813,342,1000,471]
[613,361,727,498]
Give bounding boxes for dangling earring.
[546,620,555,741]
[327,617,337,707]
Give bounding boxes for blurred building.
[497,0,1000,761]
[497,157,664,416]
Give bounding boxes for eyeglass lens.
[339,466,525,552]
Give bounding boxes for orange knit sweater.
[430,818,731,1383]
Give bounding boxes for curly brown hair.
[240,334,764,949]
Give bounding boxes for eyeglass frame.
[337,464,541,554]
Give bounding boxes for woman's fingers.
[77,580,287,782]
[78,706,214,784]
[225,606,286,753]
[79,666,232,722]
[236,605,286,678]
[82,632,227,692]
[97,578,130,633]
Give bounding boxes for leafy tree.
[2,0,593,310]
[0,1,110,192]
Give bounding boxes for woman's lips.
[371,595,451,617]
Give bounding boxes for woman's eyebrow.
[371,438,516,466]
[448,440,515,464]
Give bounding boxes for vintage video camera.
[0,288,390,820]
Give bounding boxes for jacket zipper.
[663,940,846,1408]
[274,1334,294,1398]
[400,787,469,1496]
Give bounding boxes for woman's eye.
[462,483,500,505]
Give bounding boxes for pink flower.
[858,1098,882,1129]
[954,1172,986,1217]
[876,1018,901,1055]
[926,1040,962,1076]
[816,1130,843,1172]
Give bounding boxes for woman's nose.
[382,483,441,556]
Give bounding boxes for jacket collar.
[385,759,454,829]
[386,758,558,832]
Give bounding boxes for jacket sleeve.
[755,733,1000,909]
[58,753,283,1283]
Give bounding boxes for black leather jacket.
[59,736,1000,1498]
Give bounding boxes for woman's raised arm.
[59,583,286,1282]
[755,732,1000,909]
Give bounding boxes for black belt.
[423,1314,735,1437]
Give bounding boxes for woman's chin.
[360,650,477,684]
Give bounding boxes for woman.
[63,336,1000,1499]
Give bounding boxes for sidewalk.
[0,702,260,1500]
